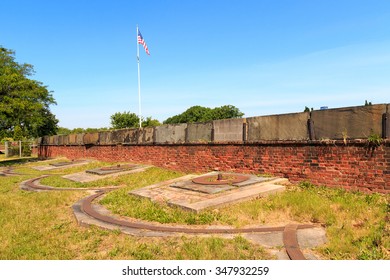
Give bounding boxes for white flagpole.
[136,25,142,128]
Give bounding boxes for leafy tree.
[141,117,161,128]
[164,105,211,124]
[70,128,86,134]
[13,125,23,140]
[57,127,72,135]
[163,105,244,124]
[207,105,244,120]
[56,127,111,135]
[0,46,58,139]
[84,127,109,133]
[110,111,139,129]
[110,111,160,129]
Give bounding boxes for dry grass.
[1,158,389,260]
[0,159,273,260]
[102,180,390,260]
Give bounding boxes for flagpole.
[136,25,142,128]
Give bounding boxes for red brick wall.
[37,140,390,194]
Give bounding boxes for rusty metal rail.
[22,175,318,260]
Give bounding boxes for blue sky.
[1,0,390,129]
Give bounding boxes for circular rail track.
[21,175,321,260]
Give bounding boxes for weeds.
[367,132,383,147]
[102,178,389,260]
[0,159,389,260]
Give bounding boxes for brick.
[36,141,390,193]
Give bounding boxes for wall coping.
[37,139,390,147]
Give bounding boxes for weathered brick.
[35,141,390,193]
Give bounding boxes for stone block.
[311,104,387,140]
[385,104,390,139]
[57,135,69,146]
[155,124,187,144]
[98,131,112,145]
[58,135,64,145]
[138,127,154,144]
[247,112,309,141]
[186,122,213,143]
[213,118,244,142]
[51,135,59,145]
[62,135,69,145]
[127,129,139,144]
[111,129,125,144]
[76,133,85,145]
[111,129,139,144]
[83,133,99,145]
[68,134,77,145]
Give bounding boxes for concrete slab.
[244,232,284,248]
[138,127,154,144]
[130,172,287,213]
[213,118,244,142]
[155,124,187,144]
[246,228,326,260]
[170,173,275,194]
[247,112,309,141]
[63,164,151,182]
[50,160,87,167]
[179,182,285,212]
[297,227,327,249]
[311,104,386,140]
[32,160,90,171]
[186,122,212,143]
[86,164,140,175]
[170,181,236,194]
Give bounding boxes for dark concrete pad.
[131,172,287,213]
[86,164,139,175]
[170,181,235,194]
[32,159,91,171]
[50,160,87,167]
[63,164,151,182]
[169,173,275,194]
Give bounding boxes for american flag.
[137,29,150,55]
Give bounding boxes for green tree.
[57,127,72,135]
[0,46,58,139]
[13,125,23,141]
[110,111,160,129]
[141,117,161,128]
[57,127,112,135]
[110,111,139,129]
[207,105,244,120]
[164,105,244,124]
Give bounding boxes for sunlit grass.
[0,161,271,260]
[101,190,237,225]
[0,158,389,260]
[102,180,390,260]
[40,166,184,189]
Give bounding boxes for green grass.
[102,180,390,260]
[40,165,184,189]
[0,159,273,260]
[101,190,237,225]
[0,158,389,260]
